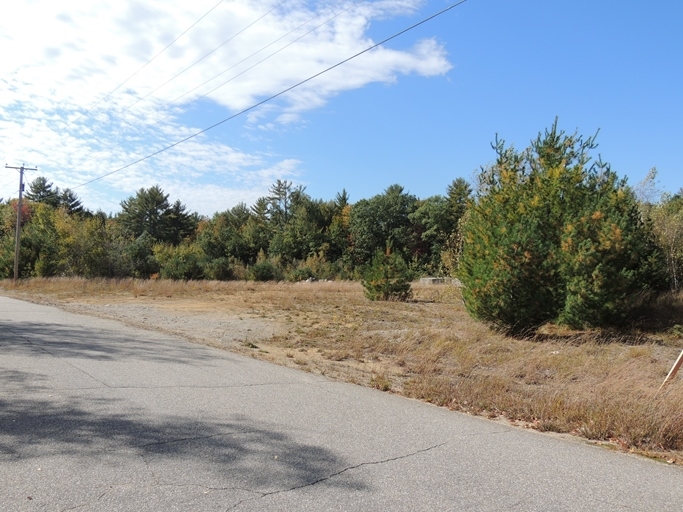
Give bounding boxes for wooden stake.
[659,349,683,393]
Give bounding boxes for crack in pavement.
[156,482,262,494]
[59,490,108,512]
[227,441,449,510]
[137,430,259,450]
[140,451,160,487]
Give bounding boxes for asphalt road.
[1,296,683,511]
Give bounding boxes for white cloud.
[0,0,451,215]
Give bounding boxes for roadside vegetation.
[2,277,683,462]
[1,120,682,459]
[0,176,471,285]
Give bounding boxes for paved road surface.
[1,296,682,511]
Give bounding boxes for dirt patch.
[3,278,683,461]
[51,293,409,386]
[60,299,285,351]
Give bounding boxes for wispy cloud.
[0,0,451,215]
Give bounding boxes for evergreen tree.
[25,177,60,208]
[270,193,329,263]
[59,188,85,216]
[118,186,196,245]
[21,203,62,276]
[334,189,350,210]
[119,186,171,240]
[267,179,295,229]
[362,247,413,301]
[446,178,472,227]
[459,120,665,332]
[125,232,159,278]
[165,199,198,245]
[409,195,452,274]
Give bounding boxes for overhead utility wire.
[69,0,228,127]
[0,176,18,191]
[190,7,352,106]
[118,0,285,116]
[72,0,468,190]
[68,0,284,158]
[74,0,347,169]
[160,0,349,116]
[141,1,351,133]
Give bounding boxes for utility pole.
[5,164,37,281]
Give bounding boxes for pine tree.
[59,188,85,215]
[459,120,665,332]
[25,177,60,208]
[361,247,413,301]
[118,186,196,245]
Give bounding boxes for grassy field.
[2,277,683,462]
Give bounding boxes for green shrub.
[302,251,339,281]
[249,259,283,282]
[126,232,159,278]
[153,243,204,280]
[202,257,233,281]
[362,249,413,301]
[287,266,315,282]
[459,120,666,333]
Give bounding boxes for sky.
[1,0,681,216]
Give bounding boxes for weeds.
[370,373,392,391]
[2,278,683,459]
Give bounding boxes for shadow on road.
[0,319,221,366]
[0,317,366,494]
[0,393,364,493]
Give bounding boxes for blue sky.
[1,0,680,215]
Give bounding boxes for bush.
[153,243,204,280]
[362,249,413,301]
[302,251,340,281]
[459,120,666,333]
[126,232,159,278]
[285,252,343,282]
[202,257,233,281]
[249,259,283,282]
[287,266,315,282]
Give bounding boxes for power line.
[0,176,18,191]
[116,0,285,117]
[158,0,350,120]
[72,0,469,190]
[68,0,227,127]
[72,0,348,170]
[63,0,286,170]
[188,6,351,104]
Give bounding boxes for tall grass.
[2,278,683,456]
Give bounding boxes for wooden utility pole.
[5,164,37,281]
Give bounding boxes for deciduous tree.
[349,184,418,265]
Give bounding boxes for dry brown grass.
[2,277,683,461]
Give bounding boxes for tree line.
[0,175,472,283]
[1,121,681,332]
